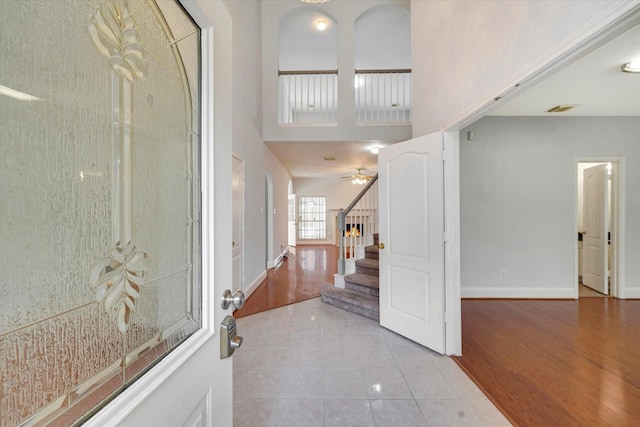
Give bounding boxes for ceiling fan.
[341,169,375,184]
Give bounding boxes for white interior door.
[232,155,245,293]
[288,194,297,247]
[582,164,609,294]
[378,132,445,354]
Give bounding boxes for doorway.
[232,155,245,293]
[575,158,625,298]
[265,171,274,268]
[287,180,297,253]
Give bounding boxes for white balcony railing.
[278,69,412,126]
[355,69,411,124]
[278,70,338,125]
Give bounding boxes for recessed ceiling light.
[316,20,327,31]
[621,61,640,73]
[546,105,574,113]
[370,146,381,154]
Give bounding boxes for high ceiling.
[269,12,640,179]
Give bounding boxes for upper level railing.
[337,175,379,276]
[355,69,412,124]
[278,70,338,125]
[277,69,412,126]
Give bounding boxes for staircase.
[321,233,379,320]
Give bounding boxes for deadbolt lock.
[220,315,243,359]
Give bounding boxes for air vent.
[323,156,336,161]
[546,105,574,113]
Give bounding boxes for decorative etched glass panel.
[0,0,201,425]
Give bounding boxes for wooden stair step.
[320,283,379,321]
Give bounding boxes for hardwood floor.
[453,299,640,427]
[234,245,337,318]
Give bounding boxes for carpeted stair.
[321,233,380,320]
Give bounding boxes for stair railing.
[337,174,378,275]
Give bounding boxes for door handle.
[378,243,385,249]
[221,289,245,310]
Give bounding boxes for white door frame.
[574,157,626,299]
[443,132,461,356]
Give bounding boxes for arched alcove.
[354,4,412,123]
[278,7,338,71]
[355,4,411,70]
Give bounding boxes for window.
[298,197,327,239]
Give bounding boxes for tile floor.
[233,297,511,427]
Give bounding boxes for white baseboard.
[244,271,267,299]
[274,246,289,268]
[622,287,640,299]
[461,286,576,299]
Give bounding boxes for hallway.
[235,245,338,318]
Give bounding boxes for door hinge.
[443,230,450,242]
[443,311,448,324]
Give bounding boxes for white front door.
[89,1,235,426]
[233,155,245,293]
[582,164,609,294]
[378,132,446,354]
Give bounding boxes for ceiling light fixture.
[316,20,327,31]
[301,0,331,4]
[370,146,381,154]
[349,169,372,185]
[352,176,368,185]
[621,61,640,73]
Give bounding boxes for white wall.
[460,116,640,298]
[293,177,364,244]
[411,0,639,135]
[223,0,292,288]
